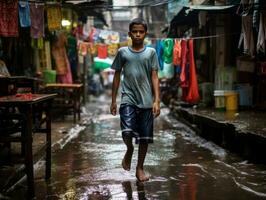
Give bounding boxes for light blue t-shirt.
[111,46,159,108]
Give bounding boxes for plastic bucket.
[43,70,56,84]
[214,90,225,111]
[235,84,253,107]
[225,91,238,111]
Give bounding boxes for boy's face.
[128,24,147,44]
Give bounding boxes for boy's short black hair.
[129,18,148,32]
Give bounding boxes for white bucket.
[214,90,225,111]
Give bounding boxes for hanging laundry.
[108,43,118,56]
[98,44,108,59]
[88,27,101,43]
[52,33,73,84]
[180,40,188,88]
[173,39,181,66]
[186,39,200,104]
[93,29,101,42]
[30,3,44,38]
[198,11,207,29]
[253,0,260,31]
[163,38,174,64]
[163,62,174,79]
[0,1,19,37]
[78,41,89,56]
[67,34,78,81]
[73,24,84,40]
[67,34,77,60]
[238,0,255,57]
[108,31,120,44]
[155,40,164,70]
[238,15,254,57]
[83,22,91,39]
[31,38,44,49]
[257,12,266,53]
[99,30,120,44]
[90,44,98,56]
[47,6,62,31]
[18,1,31,27]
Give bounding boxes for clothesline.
[20,1,60,5]
[149,32,241,40]
[92,26,241,41]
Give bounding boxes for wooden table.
[0,76,42,96]
[0,93,56,198]
[44,83,83,123]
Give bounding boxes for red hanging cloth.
[0,1,19,37]
[185,39,200,104]
[98,44,108,59]
[180,40,188,88]
[180,40,189,101]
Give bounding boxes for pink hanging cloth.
[185,39,200,104]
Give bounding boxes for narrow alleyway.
[5,94,266,200]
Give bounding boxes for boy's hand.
[110,102,117,116]
[152,101,160,118]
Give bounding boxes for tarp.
[168,4,239,37]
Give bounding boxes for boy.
[110,18,160,182]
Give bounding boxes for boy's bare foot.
[136,167,149,182]
[122,150,133,171]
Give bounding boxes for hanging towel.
[173,39,182,66]
[47,6,62,31]
[155,40,164,70]
[163,38,174,64]
[19,1,31,27]
[186,39,200,104]
[30,3,44,38]
[0,1,19,37]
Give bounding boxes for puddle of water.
[5,105,266,200]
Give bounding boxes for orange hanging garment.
[173,39,182,66]
[186,39,200,104]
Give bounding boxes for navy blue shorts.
[119,104,154,144]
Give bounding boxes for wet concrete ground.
[2,94,266,200]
